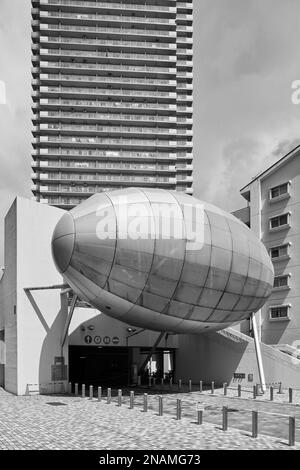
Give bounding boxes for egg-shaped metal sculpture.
[52,188,274,334]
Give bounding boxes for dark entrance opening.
[69,346,129,387]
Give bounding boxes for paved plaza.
[0,386,299,450]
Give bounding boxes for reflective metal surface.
[52,188,274,333]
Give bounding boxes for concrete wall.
[0,198,69,395]
[15,198,68,395]
[0,201,17,393]
[176,328,300,388]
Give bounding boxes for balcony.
[36,123,178,138]
[38,60,177,78]
[38,0,177,16]
[37,110,177,126]
[36,162,176,174]
[34,135,179,150]
[36,85,177,102]
[37,98,177,114]
[39,35,177,53]
[37,48,176,66]
[38,177,177,194]
[38,23,177,41]
[36,148,178,162]
[39,10,175,28]
[37,75,176,93]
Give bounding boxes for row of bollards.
[71,381,295,404]
[145,378,214,393]
[69,383,297,446]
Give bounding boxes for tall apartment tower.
[31,0,193,209]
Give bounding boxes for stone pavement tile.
[0,388,299,450]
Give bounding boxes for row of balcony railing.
[36,174,177,186]
[37,0,176,14]
[37,60,175,74]
[38,48,176,62]
[34,136,192,147]
[36,172,181,182]
[37,123,191,135]
[37,86,177,98]
[37,23,177,37]
[37,73,176,87]
[39,10,175,25]
[39,35,177,50]
[36,98,178,110]
[37,110,178,122]
[34,161,176,171]
[34,148,192,159]
[36,111,181,123]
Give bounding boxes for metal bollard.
[158,396,163,416]
[82,384,86,398]
[107,388,111,405]
[223,383,227,396]
[256,384,260,397]
[222,406,228,431]
[169,377,173,389]
[75,383,79,396]
[252,411,258,438]
[199,380,203,393]
[188,379,192,393]
[148,376,152,388]
[197,410,203,425]
[176,399,182,420]
[68,382,72,394]
[289,387,293,404]
[143,393,148,412]
[89,385,93,399]
[130,391,134,409]
[137,376,141,387]
[289,417,295,447]
[153,377,156,386]
[118,389,122,406]
[238,384,241,398]
[98,386,102,402]
[211,381,214,394]
[178,379,182,391]
[161,377,164,386]
[270,386,274,401]
[253,385,256,399]
[278,382,283,394]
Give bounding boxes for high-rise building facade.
[31,0,193,209]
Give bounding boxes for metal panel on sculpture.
[52,188,274,334]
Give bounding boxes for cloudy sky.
[1,0,300,265]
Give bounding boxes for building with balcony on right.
[238,145,300,350]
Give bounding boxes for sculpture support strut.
[252,312,266,394]
[138,331,165,376]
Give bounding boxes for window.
[273,275,290,289]
[269,182,290,201]
[269,213,290,230]
[270,243,290,260]
[269,305,290,321]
